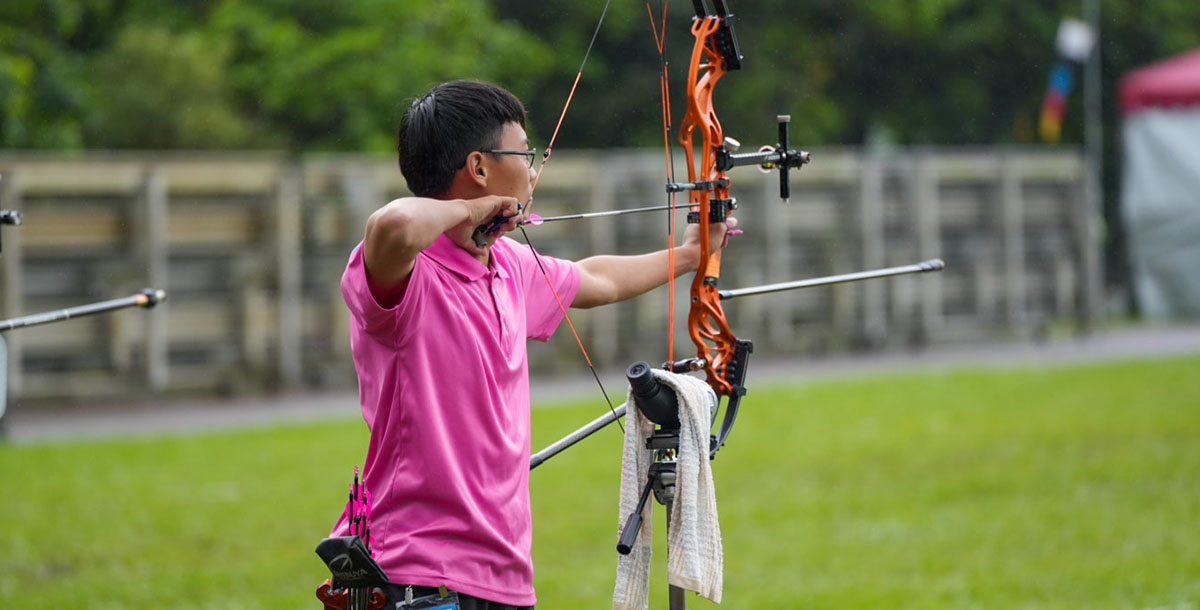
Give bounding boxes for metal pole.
[0,289,167,332]
[666,497,687,610]
[1081,0,1104,334]
[718,259,945,300]
[530,403,627,470]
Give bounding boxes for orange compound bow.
[526,1,938,470]
[526,1,815,466]
[678,4,743,400]
[670,0,809,455]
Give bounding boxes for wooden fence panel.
[0,149,1083,403]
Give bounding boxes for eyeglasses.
[480,148,538,168]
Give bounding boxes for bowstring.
[647,0,678,365]
[518,0,624,433]
[530,0,613,192]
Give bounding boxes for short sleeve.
[340,243,399,340]
[497,238,580,342]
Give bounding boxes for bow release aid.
[470,202,524,248]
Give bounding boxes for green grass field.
[2,355,1198,609]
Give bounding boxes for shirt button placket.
[490,272,512,349]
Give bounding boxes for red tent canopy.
[1120,48,1200,113]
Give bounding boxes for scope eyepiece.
[626,361,680,428]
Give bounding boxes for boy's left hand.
[682,215,740,266]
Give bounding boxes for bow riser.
[679,15,741,399]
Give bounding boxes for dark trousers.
[382,583,534,610]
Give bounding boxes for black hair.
[397,80,527,197]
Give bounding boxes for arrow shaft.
[523,203,683,225]
[530,402,627,470]
[0,289,166,332]
[718,259,945,299]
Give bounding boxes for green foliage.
[0,0,550,151]
[0,1,91,148]
[207,0,550,151]
[1,355,1198,608]
[85,25,262,149]
[2,1,1200,150]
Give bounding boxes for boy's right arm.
[362,196,519,308]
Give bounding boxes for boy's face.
[483,122,537,218]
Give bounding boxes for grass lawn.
[1,355,1198,609]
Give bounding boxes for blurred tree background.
[3,0,1199,153]
[3,0,1200,294]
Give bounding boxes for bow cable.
[530,0,613,192]
[647,0,680,364]
[517,0,623,433]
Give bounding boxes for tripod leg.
[616,472,657,555]
[669,584,687,610]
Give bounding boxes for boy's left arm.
[572,218,736,309]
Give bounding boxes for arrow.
[718,259,945,300]
[0,289,167,332]
[521,203,683,225]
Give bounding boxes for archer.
[327,79,735,609]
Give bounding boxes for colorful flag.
[1039,62,1074,143]
[1038,18,1095,143]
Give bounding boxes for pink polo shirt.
[330,233,579,606]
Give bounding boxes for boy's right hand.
[464,196,523,249]
[464,196,522,228]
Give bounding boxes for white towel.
[613,369,723,610]
[612,384,656,610]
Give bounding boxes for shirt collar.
[423,233,509,281]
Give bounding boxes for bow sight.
[668,115,812,209]
[723,116,813,203]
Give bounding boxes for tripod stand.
[619,428,690,609]
[615,362,720,610]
